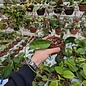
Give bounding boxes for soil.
[1,19,7,23]
[8,43,14,49]
[70,29,79,35]
[13,50,19,55]
[30,27,37,33]
[0,42,8,44]
[21,42,26,47]
[0,52,4,57]
[2,24,7,29]
[55,29,64,35]
[2,62,8,66]
[12,41,18,45]
[3,48,9,52]
[46,36,65,55]
[16,38,22,42]
[18,46,23,51]
[65,7,74,15]
[37,8,45,15]
[46,36,63,48]
[24,23,29,29]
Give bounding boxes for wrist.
[31,57,41,67]
[28,59,38,71]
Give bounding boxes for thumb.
[46,47,60,55]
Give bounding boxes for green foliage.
[0,21,3,29]
[3,64,13,78]
[49,80,58,86]
[72,82,80,86]
[74,39,86,56]
[79,0,86,4]
[82,80,86,86]
[63,70,75,79]
[55,66,63,75]
[38,81,45,86]
[0,52,25,79]
[3,4,26,30]
[55,65,75,79]
[0,32,17,40]
[29,39,50,50]
[64,37,76,44]
[32,38,86,86]
[48,17,58,30]
[64,48,72,57]
[82,63,86,76]
[50,65,55,73]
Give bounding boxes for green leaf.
[49,80,58,86]
[42,75,48,81]
[77,57,86,62]
[82,80,86,86]
[66,58,78,72]
[75,48,85,55]
[38,81,45,86]
[64,37,76,44]
[26,17,32,23]
[1,45,6,50]
[0,66,5,70]
[67,63,78,72]
[13,56,20,64]
[68,58,75,66]
[73,82,80,86]
[63,70,75,79]
[33,6,39,12]
[16,52,25,60]
[83,63,86,76]
[55,66,63,75]
[32,81,36,86]
[29,39,50,50]
[64,48,72,57]
[13,52,25,67]
[50,66,55,73]
[77,70,84,81]
[49,1,56,5]
[3,64,13,78]
[0,22,3,29]
[3,39,12,43]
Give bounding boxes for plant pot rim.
[46,36,63,48]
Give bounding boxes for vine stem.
[22,34,37,73]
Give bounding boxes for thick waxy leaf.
[64,37,76,44]
[73,82,80,86]
[63,70,75,79]
[49,80,58,86]
[29,39,50,50]
[82,80,86,86]
[83,63,86,76]
[55,66,63,75]
[75,48,85,55]
[38,81,45,86]
[3,64,13,78]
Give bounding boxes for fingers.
[43,36,50,40]
[45,47,60,55]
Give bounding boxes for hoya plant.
[78,0,86,4]
[2,4,26,30]
[32,55,86,86]
[73,38,86,57]
[30,36,86,86]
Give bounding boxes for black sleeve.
[4,65,36,86]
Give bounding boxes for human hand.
[31,47,60,67]
[30,36,60,67]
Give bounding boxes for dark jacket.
[4,65,36,86]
